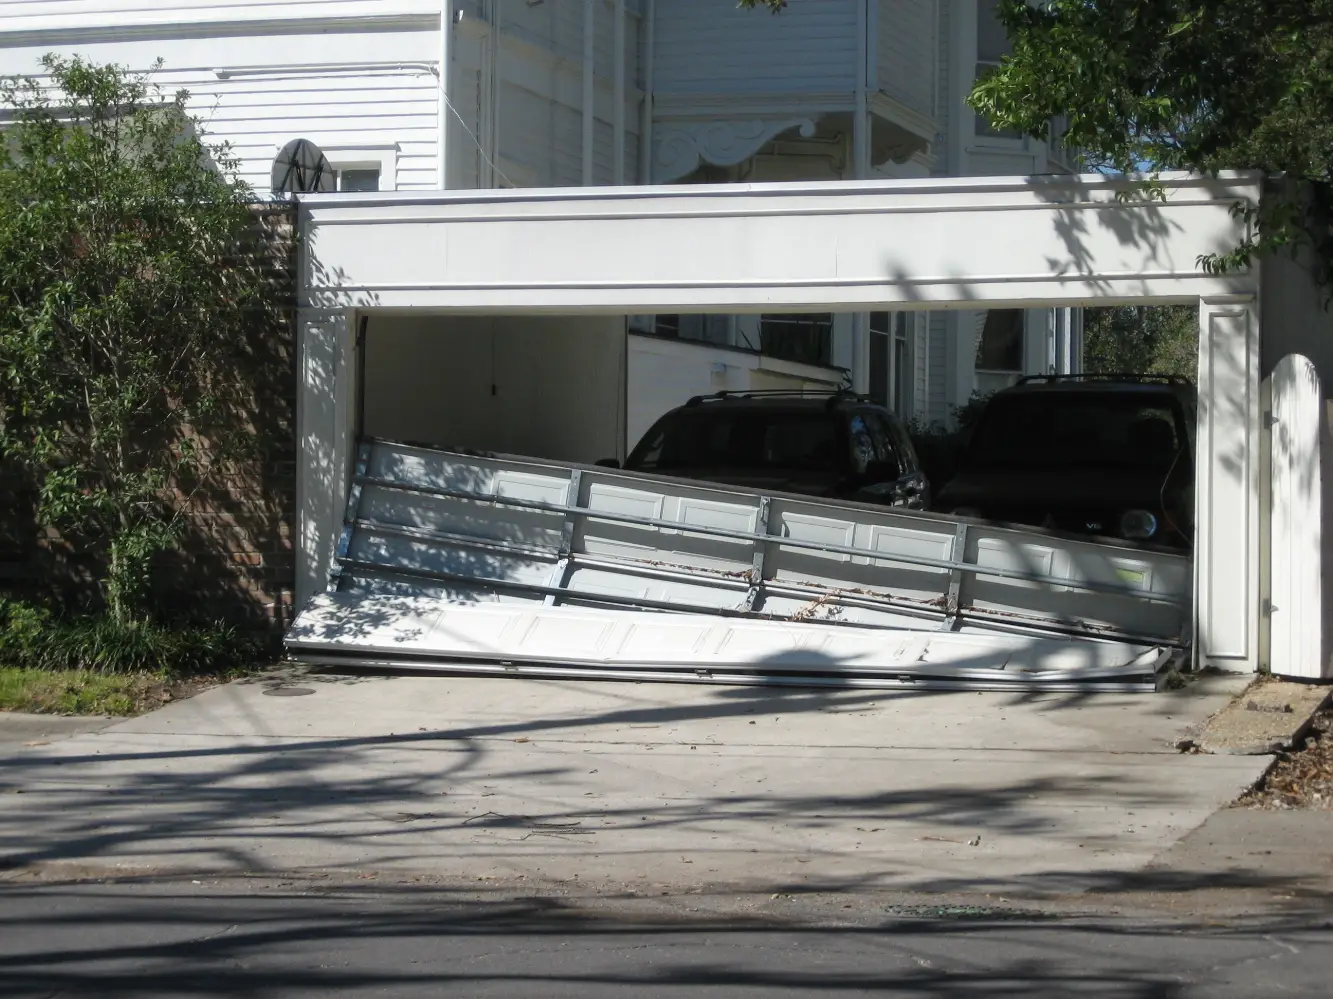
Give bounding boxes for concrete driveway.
[0,671,1268,895]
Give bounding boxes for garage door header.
[298,171,1262,313]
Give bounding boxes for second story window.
[974,0,1022,141]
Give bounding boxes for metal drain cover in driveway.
[263,686,315,697]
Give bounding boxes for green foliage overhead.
[967,0,1333,278]
[0,56,280,621]
[742,1,1333,279]
[1083,306,1199,382]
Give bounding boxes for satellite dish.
[271,138,334,195]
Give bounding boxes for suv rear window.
[965,393,1187,470]
[630,410,839,472]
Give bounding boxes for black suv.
[615,391,930,509]
[935,374,1196,548]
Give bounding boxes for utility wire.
[442,92,513,188]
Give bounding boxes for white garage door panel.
[289,594,1167,688]
[295,439,1192,690]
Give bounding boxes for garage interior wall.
[625,333,846,446]
[362,315,627,464]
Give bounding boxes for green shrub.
[0,597,263,676]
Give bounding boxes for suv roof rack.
[683,388,865,409]
[1014,373,1195,387]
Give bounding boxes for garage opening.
[295,304,1201,692]
[290,175,1278,684]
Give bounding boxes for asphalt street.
[2,876,1330,998]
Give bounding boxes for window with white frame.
[870,312,913,415]
[322,145,397,192]
[974,0,1023,141]
[332,168,380,192]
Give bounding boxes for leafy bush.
[0,598,264,676]
[0,56,281,622]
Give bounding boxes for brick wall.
[158,203,299,630]
[0,203,300,632]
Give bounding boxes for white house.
[9,5,1333,684]
[0,0,1082,445]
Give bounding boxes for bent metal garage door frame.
[293,172,1270,676]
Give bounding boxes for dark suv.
[616,391,930,509]
[935,374,1196,548]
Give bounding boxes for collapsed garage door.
[287,437,1194,692]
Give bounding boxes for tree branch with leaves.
[968,0,1333,280]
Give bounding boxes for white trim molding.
[318,144,400,192]
[869,91,938,146]
[298,172,1262,312]
[0,11,438,47]
[1196,296,1262,672]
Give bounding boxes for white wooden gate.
[1269,354,1327,679]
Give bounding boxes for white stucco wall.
[626,334,845,446]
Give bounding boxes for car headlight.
[1120,509,1158,540]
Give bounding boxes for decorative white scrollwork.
[653,118,818,183]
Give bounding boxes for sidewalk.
[0,671,1281,896]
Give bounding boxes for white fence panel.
[1270,354,1327,679]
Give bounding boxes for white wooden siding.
[1,1,642,195]
[877,0,934,119]
[913,311,930,421]
[449,47,484,190]
[653,0,857,95]
[448,5,641,190]
[628,335,843,445]
[927,312,949,424]
[970,150,1039,176]
[0,23,444,192]
[0,1,438,32]
[932,0,951,176]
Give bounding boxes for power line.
[442,92,513,188]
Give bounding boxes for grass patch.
[0,598,266,675]
[0,599,271,716]
[0,667,193,716]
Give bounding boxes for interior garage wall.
[363,315,627,464]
